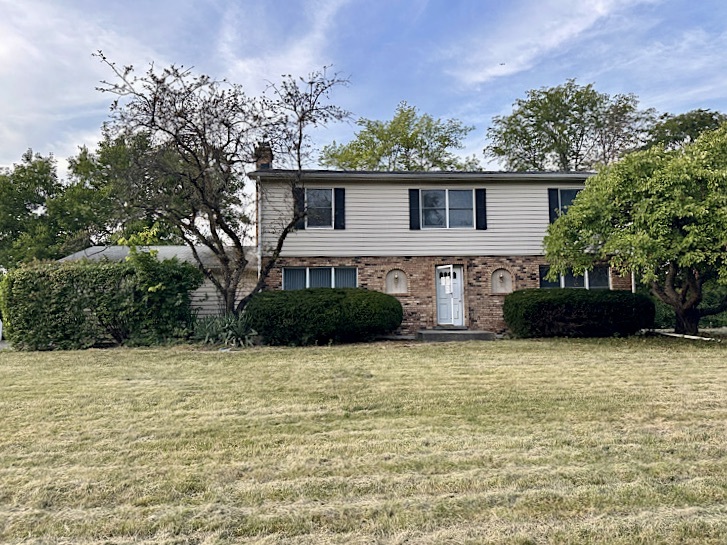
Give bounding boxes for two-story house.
[253,167,631,335]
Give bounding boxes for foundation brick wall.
[264,257,633,335]
[264,256,634,335]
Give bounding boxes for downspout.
[256,177,262,280]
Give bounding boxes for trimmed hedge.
[0,252,203,350]
[503,288,655,338]
[245,288,403,345]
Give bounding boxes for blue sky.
[2,0,727,174]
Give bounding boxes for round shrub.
[245,288,403,345]
[503,288,655,338]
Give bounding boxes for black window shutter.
[475,188,487,230]
[334,188,345,230]
[548,188,559,224]
[409,189,420,230]
[293,187,305,230]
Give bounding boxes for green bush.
[246,288,403,345]
[503,289,654,338]
[0,253,203,350]
[1,264,100,350]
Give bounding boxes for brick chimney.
[254,141,273,170]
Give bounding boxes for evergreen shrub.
[246,288,403,345]
[503,288,654,338]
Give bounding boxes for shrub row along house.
[61,245,258,317]
[252,163,632,336]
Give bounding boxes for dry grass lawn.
[1,338,726,544]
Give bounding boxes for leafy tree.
[320,101,480,171]
[94,52,349,314]
[544,125,727,335]
[0,150,111,270]
[68,137,183,245]
[486,80,654,171]
[645,109,727,150]
[0,150,60,269]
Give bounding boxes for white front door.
[436,265,464,326]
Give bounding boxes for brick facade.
[264,256,633,335]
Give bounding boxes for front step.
[416,329,496,342]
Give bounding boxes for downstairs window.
[283,267,358,290]
[539,265,610,290]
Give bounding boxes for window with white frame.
[420,189,474,228]
[548,188,582,223]
[539,264,610,290]
[306,188,333,228]
[283,267,358,290]
[409,189,486,230]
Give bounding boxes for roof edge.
[250,169,594,182]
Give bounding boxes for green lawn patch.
[1,339,726,543]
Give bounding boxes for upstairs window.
[306,189,333,227]
[548,188,582,223]
[293,187,345,230]
[421,189,473,228]
[539,264,610,290]
[410,188,487,230]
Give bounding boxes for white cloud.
[215,0,351,93]
[443,0,658,87]
[2,0,724,177]
[0,0,165,168]
[603,28,727,111]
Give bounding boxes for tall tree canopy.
[0,150,112,270]
[94,53,349,313]
[0,151,60,269]
[486,80,654,171]
[544,125,727,335]
[320,101,480,171]
[645,109,727,150]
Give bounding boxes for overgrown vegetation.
[1,340,726,543]
[0,252,202,349]
[246,288,403,345]
[503,288,654,338]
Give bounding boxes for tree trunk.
[674,308,700,335]
[650,266,704,336]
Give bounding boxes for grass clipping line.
[1,338,726,544]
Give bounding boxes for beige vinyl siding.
[190,273,258,317]
[191,279,226,317]
[260,181,584,257]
